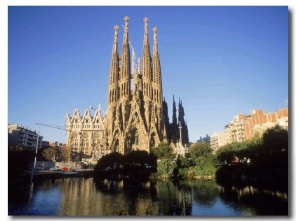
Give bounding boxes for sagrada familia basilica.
[65,16,189,161]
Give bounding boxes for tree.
[177,156,194,168]
[253,125,288,169]
[157,159,176,177]
[187,142,218,178]
[42,147,56,162]
[122,150,157,178]
[215,140,256,163]
[194,154,218,177]
[94,152,123,171]
[215,126,288,191]
[188,142,212,161]
[60,146,71,162]
[262,125,288,153]
[151,143,174,159]
[123,150,157,168]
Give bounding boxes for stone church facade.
[65,107,106,161]
[65,17,188,160]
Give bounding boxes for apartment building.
[224,107,288,144]
[8,123,43,150]
[210,132,227,153]
[224,114,247,144]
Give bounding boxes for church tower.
[65,16,189,161]
[105,16,165,154]
[168,96,189,147]
[178,98,189,145]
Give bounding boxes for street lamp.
[30,130,39,182]
[78,132,83,163]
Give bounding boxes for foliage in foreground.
[156,159,177,177]
[151,142,175,159]
[215,125,288,191]
[179,142,217,178]
[94,150,156,179]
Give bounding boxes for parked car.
[50,166,61,171]
[61,167,70,172]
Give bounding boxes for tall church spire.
[106,24,121,152]
[142,17,152,98]
[141,17,153,129]
[143,17,149,45]
[153,27,158,56]
[119,16,131,97]
[172,95,177,125]
[107,25,120,104]
[152,27,162,104]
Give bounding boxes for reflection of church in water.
[65,16,188,159]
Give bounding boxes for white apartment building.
[220,107,288,147]
[210,132,227,153]
[8,123,43,150]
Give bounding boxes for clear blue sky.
[7,6,288,143]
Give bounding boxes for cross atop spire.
[143,17,149,45]
[153,27,158,43]
[124,16,129,32]
[112,25,119,53]
[123,16,129,43]
[144,17,149,34]
[113,26,118,41]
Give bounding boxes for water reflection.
[8,178,288,216]
[219,184,288,215]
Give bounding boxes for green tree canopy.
[94,152,123,171]
[151,143,174,159]
[215,140,257,163]
[253,125,288,168]
[262,125,288,153]
[157,159,176,176]
[188,142,212,161]
[123,150,157,167]
[177,156,194,168]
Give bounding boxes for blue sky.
[7,6,288,143]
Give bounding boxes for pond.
[8,177,288,216]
